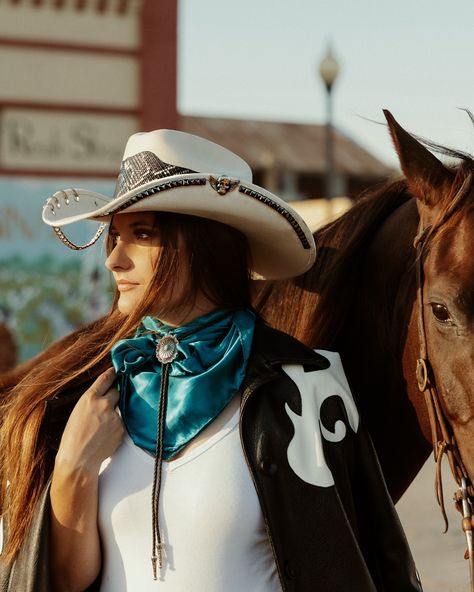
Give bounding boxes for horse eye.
[430,303,452,323]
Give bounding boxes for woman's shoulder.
[251,318,333,369]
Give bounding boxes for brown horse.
[254,110,474,506]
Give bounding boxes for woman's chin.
[116,294,141,315]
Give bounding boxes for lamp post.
[318,45,340,199]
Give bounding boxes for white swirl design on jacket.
[282,350,359,487]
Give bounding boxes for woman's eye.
[135,230,152,240]
[430,303,453,324]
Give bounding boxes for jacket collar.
[240,319,330,400]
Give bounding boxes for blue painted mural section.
[0,176,115,362]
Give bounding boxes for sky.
[178,0,474,167]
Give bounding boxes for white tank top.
[98,409,282,592]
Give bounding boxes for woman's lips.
[116,281,139,292]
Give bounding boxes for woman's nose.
[105,242,132,271]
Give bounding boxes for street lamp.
[318,45,340,199]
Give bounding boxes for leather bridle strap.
[414,222,474,591]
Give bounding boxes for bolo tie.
[150,332,180,580]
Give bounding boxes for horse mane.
[254,179,412,348]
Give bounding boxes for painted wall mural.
[0,176,115,363]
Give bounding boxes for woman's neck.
[155,297,218,328]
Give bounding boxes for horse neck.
[345,198,419,355]
[337,197,433,500]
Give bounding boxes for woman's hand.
[50,368,124,592]
[55,367,124,474]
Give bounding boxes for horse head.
[385,110,474,503]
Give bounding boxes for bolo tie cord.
[151,361,170,580]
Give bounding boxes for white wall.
[0,46,139,108]
[0,1,142,49]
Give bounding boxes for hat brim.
[42,174,316,280]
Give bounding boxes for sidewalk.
[397,459,470,591]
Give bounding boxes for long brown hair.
[0,212,252,561]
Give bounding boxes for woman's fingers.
[86,368,120,406]
[104,388,120,407]
[87,367,117,398]
[55,367,124,472]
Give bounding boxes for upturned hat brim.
[43,173,315,280]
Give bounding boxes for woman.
[0,130,422,591]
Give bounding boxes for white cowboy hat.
[42,129,316,279]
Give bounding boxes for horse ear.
[383,110,454,209]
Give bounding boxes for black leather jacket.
[0,321,422,591]
[238,321,422,592]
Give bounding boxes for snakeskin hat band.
[42,129,316,280]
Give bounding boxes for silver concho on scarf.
[155,335,179,364]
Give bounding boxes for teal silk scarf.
[111,308,256,459]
